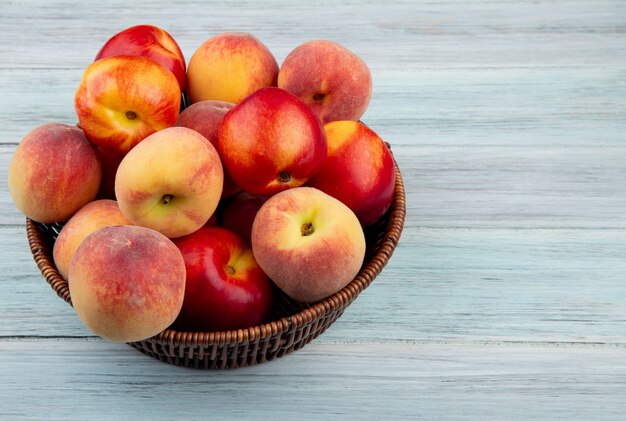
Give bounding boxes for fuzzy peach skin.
[68,225,186,343]
[175,100,241,198]
[53,199,133,280]
[251,187,366,303]
[115,126,224,238]
[8,123,102,223]
[186,32,279,104]
[218,87,326,196]
[176,100,233,145]
[74,55,181,154]
[278,40,372,123]
[95,24,187,91]
[307,121,395,226]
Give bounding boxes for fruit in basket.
[53,199,133,280]
[186,32,279,104]
[68,225,186,342]
[278,40,372,123]
[74,55,181,154]
[222,191,269,246]
[218,87,326,196]
[22,32,396,341]
[115,126,223,238]
[95,146,125,200]
[251,187,366,303]
[94,24,187,91]
[176,100,233,145]
[175,100,241,198]
[307,121,395,226]
[8,123,102,223]
[171,226,274,332]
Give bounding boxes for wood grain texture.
[1,0,625,419]
[4,224,626,343]
[1,340,625,421]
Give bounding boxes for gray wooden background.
[1,1,625,420]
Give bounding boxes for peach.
[307,121,395,226]
[8,123,102,223]
[74,55,181,154]
[95,24,187,91]
[278,40,372,123]
[175,100,241,198]
[115,126,224,238]
[53,199,133,280]
[186,32,278,104]
[68,225,186,342]
[218,87,326,196]
[251,187,366,303]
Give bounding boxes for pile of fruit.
[9,25,396,343]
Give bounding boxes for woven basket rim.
[26,157,406,350]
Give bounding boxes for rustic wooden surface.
[1,1,625,419]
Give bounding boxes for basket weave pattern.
[27,158,405,369]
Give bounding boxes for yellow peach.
[115,127,224,238]
[53,199,133,280]
[251,187,366,303]
[187,32,278,104]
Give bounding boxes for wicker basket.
[26,155,405,369]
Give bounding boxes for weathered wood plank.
[3,69,625,147]
[3,224,625,343]
[0,227,89,337]
[1,0,626,419]
[2,66,625,148]
[4,143,626,229]
[0,340,625,421]
[2,0,625,147]
[2,1,625,69]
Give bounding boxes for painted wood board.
[1,0,625,419]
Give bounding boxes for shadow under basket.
[26,158,406,369]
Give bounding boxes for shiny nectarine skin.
[307,121,395,226]
[222,191,269,246]
[95,24,187,91]
[74,55,181,154]
[171,226,274,332]
[94,146,125,200]
[218,87,327,196]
